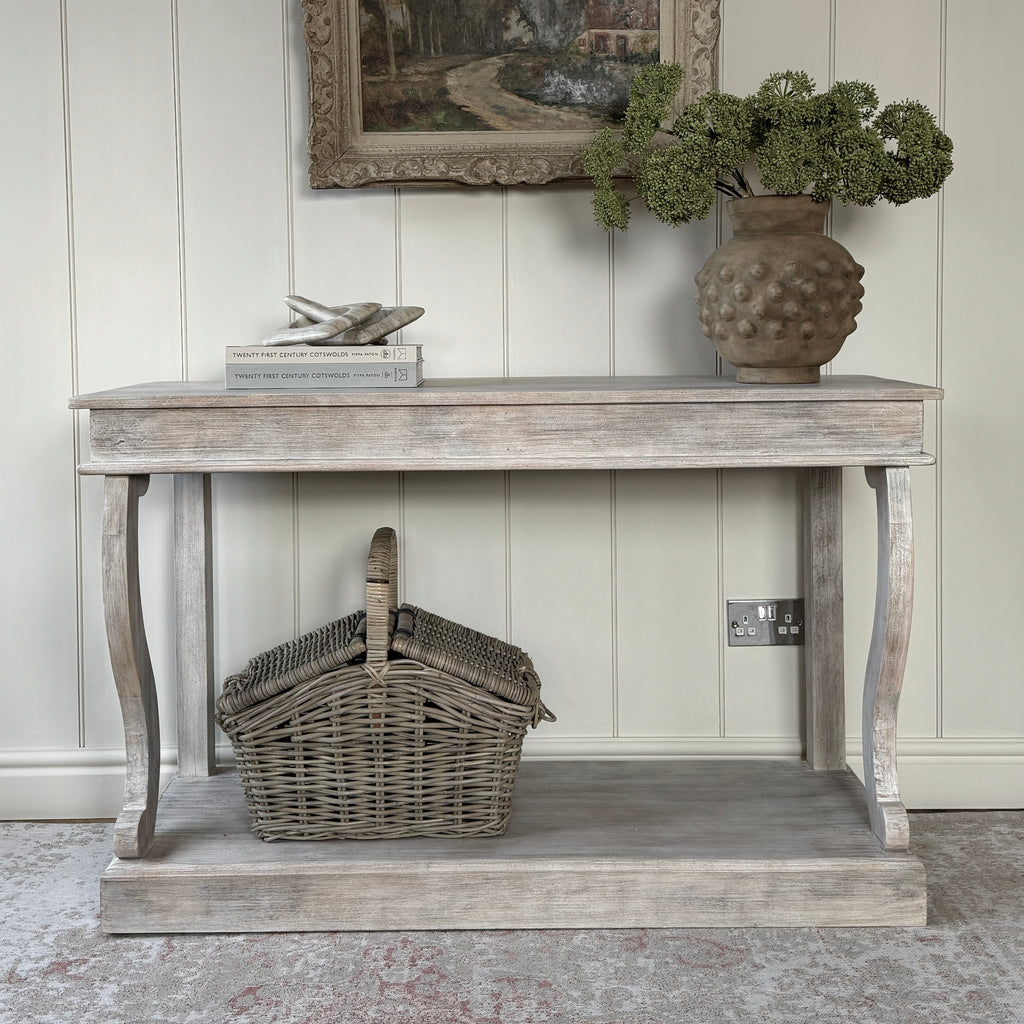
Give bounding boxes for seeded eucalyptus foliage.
[582,64,953,230]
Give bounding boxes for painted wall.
[2,0,1021,817]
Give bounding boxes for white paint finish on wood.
[294,474,402,633]
[721,0,831,96]
[940,0,1024,740]
[830,1,943,747]
[613,471,721,737]
[63,1,182,754]
[611,208,719,376]
[173,474,214,777]
[834,0,941,91]
[284,0,399,311]
[19,0,1024,819]
[721,469,804,738]
[99,763,926,932]
[101,476,159,858]
[862,467,914,851]
[399,189,506,376]
[211,475,296,686]
[805,468,846,770]
[291,188,399,318]
[402,473,509,642]
[175,0,291,374]
[0,1,80,750]
[64,0,183,392]
[506,190,612,376]
[511,472,615,739]
[830,0,942,383]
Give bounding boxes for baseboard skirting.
[1,739,1021,818]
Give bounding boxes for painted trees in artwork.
[360,0,589,70]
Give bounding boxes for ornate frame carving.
[302,0,721,188]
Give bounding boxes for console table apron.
[70,375,942,932]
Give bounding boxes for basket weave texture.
[215,527,553,841]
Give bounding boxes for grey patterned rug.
[1,812,1021,1024]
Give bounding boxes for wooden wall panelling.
[402,473,510,645]
[506,189,613,376]
[294,474,402,633]
[506,188,615,744]
[175,0,296,690]
[611,209,719,376]
[288,0,399,318]
[613,470,722,739]
[832,0,943,744]
[718,0,831,744]
[0,1,80,748]
[285,1,405,657]
[719,0,831,96]
[720,470,804,738]
[211,475,297,687]
[513,472,616,743]
[399,189,507,376]
[64,0,183,749]
[941,0,1024,739]
[175,0,291,375]
[399,187,510,657]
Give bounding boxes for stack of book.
[224,343,424,389]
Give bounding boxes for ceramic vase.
[695,195,865,384]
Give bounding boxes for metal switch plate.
[727,599,805,647]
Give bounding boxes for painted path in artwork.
[445,55,606,131]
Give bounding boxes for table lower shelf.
[100,760,926,932]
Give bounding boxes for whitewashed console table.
[70,375,942,932]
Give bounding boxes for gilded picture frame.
[302,0,721,188]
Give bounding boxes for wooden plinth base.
[100,760,926,933]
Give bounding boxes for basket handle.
[365,526,398,664]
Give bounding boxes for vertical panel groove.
[60,0,85,748]
[505,471,513,643]
[501,186,510,376]
[609,471,619,736]
[716,470,726,737]
[395,186,406,602]
[712,0,728,742]
[170,0,188,381]
[828,0,837,85]
[281,2,300,637]
[713,0,727,718]
[502,188,512,641]
[607,231,616,375]
[935,0,947,738]
[291,474,301,637]
[281,0,295,296]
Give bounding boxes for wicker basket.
[215,527,554,841]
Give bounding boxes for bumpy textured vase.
[695,195,865,384]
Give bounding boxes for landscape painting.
[301,0,720,187]
[359,1,662,133]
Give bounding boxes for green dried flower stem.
[583,63,954,231]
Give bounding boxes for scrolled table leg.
[102,474,160,858]
[863,465,913,851]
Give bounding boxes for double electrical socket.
[727,598,805,647]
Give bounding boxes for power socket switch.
[727,598,805,647]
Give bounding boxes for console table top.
[70,374,943,475]
[70,374,943,409]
